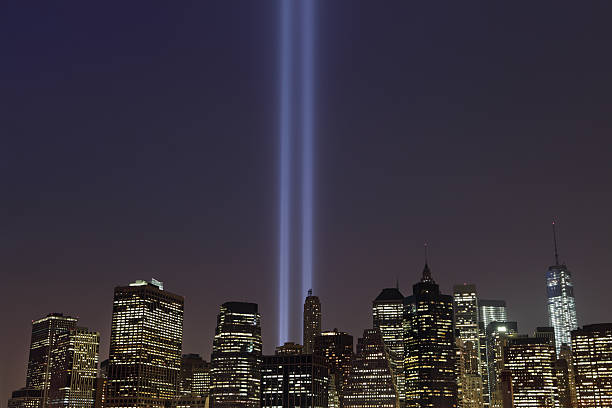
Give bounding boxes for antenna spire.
[552,220,560,265]
[424,242,429,265]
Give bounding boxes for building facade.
[261,353,329,407]
[478,301,507,333]
[106,279,184,408]
[303,289,322,355]
[210,301,262,408]
[48,328,100,408]
[7,388,42,408]
[485,321,517,408]
[404,263,458,408]
[313,329,353,405]
[26,313,78,407]
[571,323,612,407]
[343,329,399,408]
[477,299,507,408]
[503,337,558,408]
[373,287,405,405]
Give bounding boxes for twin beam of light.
[278,0,293,347]
[301,0,315,325]
[278,0,316,346]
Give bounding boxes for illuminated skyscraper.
[404,263,458,408]
[48,327,100,408]
[571,323,612,407]
[210,301,262,408]
[261,352,329,407]
[303,289,322,354]
[106,279,184,408]
[485,321,518,408]
[546,222,578,355]
[313,329,353,405]
[344,329,399,408]
[373,287,405,405]
[26,313,78,407]
[503,337,558,408]
[477,301,507,408]
[456,337,484,408]
[454,285,483,408]
[478,300,507,332]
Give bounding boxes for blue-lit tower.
[546,221,578,355]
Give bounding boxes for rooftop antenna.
[424,242,429,265]
[552,220,560,265]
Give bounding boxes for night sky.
[2,1,612,403]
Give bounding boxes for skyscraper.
[106,279,184,408]
[26,313,78,407]
[456,337,484,408]
[477,300,506,408]
[313,329,353,405]
[343,329,399,408]
[454,285,483,408]
[478,300,507,332]
[48,327,100,408]
[503,337,558,408]
[261,351,329,407]
[485,321,518,408]
[303,289,322,354]
[210,301,262,408]
[373,287,405,405]
[571,323,612,407]
[404,263,458,408]
[546,222,578,355]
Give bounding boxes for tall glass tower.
[546,222,578,355]
[373,287,405,404]
[210,302,262,408]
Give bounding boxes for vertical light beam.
[278,0,292,346]
[301,0,315,303]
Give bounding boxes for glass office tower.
[106,279,184,408]
[210,301,262,408]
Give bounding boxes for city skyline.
[3,1,612,406]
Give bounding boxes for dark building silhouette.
[106,279,184,408]
[7,388,42,408]
[275,342,303,356]
[571,323,612,407]
[373,287,405,404]
[210,301,262,408]
[313,329,353,406]
[303,289,322,355]
[175,354,210,407]
[48,327,99,408]
[343,329,399,408]
[26,313,78,407]
[261,351,329,407]
[404,263,458,408]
